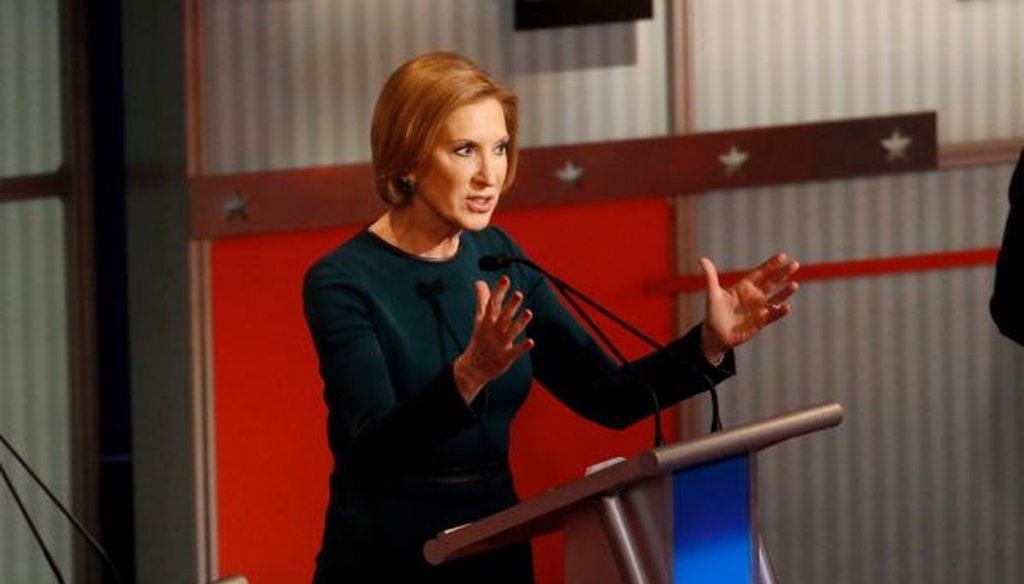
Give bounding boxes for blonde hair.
[370,52,520,205]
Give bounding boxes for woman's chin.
[459,213,495,232]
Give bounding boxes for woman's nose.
[475,153,503,187]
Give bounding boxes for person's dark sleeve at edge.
[991,148,1024,346]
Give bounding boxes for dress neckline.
[363,227,464,264]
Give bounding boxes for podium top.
[639,401,843,475]
[424,401,843,565]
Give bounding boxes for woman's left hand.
[699,253,800,361]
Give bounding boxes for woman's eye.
[494,141,509,155]
[454,144,474,157]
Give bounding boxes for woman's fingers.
[759,281,799,325]
[745,253,785,287]
[506,307,533,340]
[474,276,533,359]
[759,259,800,294]
[747,253,799,291]
[474,280,490,322]
[508,337,535,361]
[460,278,535,392]
[763,302,792,324]
[488,275,511,319]
[699,257,721,293]
[498,290,525,330]
[481,276,530,334]
[767,281,799,306]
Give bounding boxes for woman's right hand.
[453,276,534,403]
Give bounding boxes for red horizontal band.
[645,247,999,295]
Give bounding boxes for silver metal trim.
[599,494,649,584]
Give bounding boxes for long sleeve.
[523,267,735,429]
[991,149,1024,346]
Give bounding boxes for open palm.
[700,253,800,357]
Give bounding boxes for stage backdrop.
[685,162,1024,583]
[209,197,679,583]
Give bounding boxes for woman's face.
[411,97,509,234]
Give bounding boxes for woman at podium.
[303,51,800,583]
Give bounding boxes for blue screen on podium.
[672,455,752,583]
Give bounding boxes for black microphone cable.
[0,458,67,583]
[480,254,724,434]
[0,430,123,584]
[548,277,667,447]
[416,278,498,517]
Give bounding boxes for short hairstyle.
[370,52,520,205]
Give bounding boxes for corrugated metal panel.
[690,0,1024,142]
[0,197,73,584]
[204,0,670,173]
[0,0,63,177]
[680,162,1022,583]
[696,165,1011,268]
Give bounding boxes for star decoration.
[881,129,912,162]
[555,160,584,187]
[224,189,249,222]
[718,145,749,176]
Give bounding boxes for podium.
[424,402,843,583]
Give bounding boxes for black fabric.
[302,226,735,581]
[992,149,1024,345]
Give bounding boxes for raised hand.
[453,275,534,403]
[699,253,800,361]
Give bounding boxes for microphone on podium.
[478,253,723,445]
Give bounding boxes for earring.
[397,177,415,194]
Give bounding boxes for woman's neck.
[369,206,461,260]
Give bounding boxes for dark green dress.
[303,226,734,582]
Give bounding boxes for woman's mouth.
[466,195,495,213]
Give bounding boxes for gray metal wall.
[0,0,73,582]
[203,0,671,172]
[690,0,1024,141]
[0,0,63,176]
[686,4,1024,580]
[686,163,1023,584]
[0,197,72,584]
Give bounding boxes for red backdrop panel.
[211,227,357,583]
[211,197,675,583]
